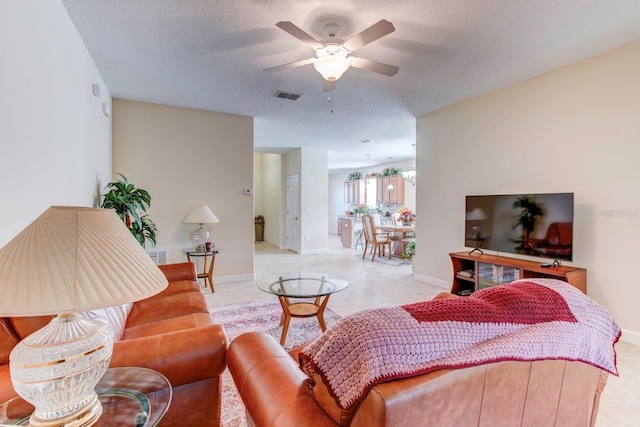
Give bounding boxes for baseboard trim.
[621,328,640,346]
[413,273,449,289]
[214,273,255,284]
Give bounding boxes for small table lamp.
[184,205,219,251]
[0,206,168,427]
[466,208,488,240]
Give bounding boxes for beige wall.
[112,100,254,282]
[416,41,640,342]
[301,148,329,253]
[0,0,112,247]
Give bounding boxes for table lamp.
[466,208,487,240]
[0,206,168,427]
[184,205,219,251]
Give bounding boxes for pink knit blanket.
[299,279,620,410]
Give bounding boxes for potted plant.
[511,195,544,248]
[403,240,416,272]
[381,166,400,176]
[100,174,158,248]
[403,240,415,259]
[348,171,362,181]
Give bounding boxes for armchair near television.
[525,222,573,260]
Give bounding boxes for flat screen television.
[465,193,574,261]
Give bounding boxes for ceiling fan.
[266,19,399,90]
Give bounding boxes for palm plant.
[100,174,158,248]
[511,195,544,247]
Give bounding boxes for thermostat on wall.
[243,188,253,195]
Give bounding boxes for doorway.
[286,175,300,252]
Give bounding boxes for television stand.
[449,251,586,296]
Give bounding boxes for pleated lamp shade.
[183,205,219,224]
[0,206,168,316]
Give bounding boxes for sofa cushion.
[0,319,20,365]
[126,290,209,328]
[10,316,53,340]
[122,312,214,340]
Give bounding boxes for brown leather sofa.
[526,222,573,260]
[0,262,226,426]
[228,330,608,427]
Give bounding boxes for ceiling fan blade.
[350,57,399,77]
[343,19,395,51]
[323,80,335,92]
[276,21,323,49]
[263,58,313,72]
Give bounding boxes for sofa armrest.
[158,262,197,282]
[227,332,336,427]
[110,324,226,388]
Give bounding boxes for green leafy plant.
[100,173,158,248]
[381,167,400,176]
[511,195,544,247]
[403,240,415,259]
[348,171,362,181]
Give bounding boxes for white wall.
[416,40,640,341]
[0,0,112,246]
[112,100,254,283]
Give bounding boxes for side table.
[182,248,222,293]
[0,367,172,426]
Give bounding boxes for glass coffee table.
[257,272,348,345]
[0,367,172,426]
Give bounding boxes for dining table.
[378,224,415,257]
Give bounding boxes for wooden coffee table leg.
[278,296,292,345]
[316,295,331,332]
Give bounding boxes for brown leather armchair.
[0,262,226,426]
[228,331,608,427]
[526,222,573,260]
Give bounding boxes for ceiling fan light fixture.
[313,55,350,82]
[313,45,351,82]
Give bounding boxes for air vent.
[146,248,170,265]
[274,91,302,101]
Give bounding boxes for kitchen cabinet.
[344,180,365,204]
[377,176,405,204]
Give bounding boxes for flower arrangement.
[365,172,381,178]
[348,171,362,181]
[254,215,265,225]
[398,207,416,224]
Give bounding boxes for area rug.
[355,252,412,266]
[210,300,341,427]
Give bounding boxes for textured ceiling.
[61,0,640,170]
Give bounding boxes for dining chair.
[362,214,392,262]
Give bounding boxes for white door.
[286,175,300,252]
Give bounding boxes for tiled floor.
[204,235,640,426]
